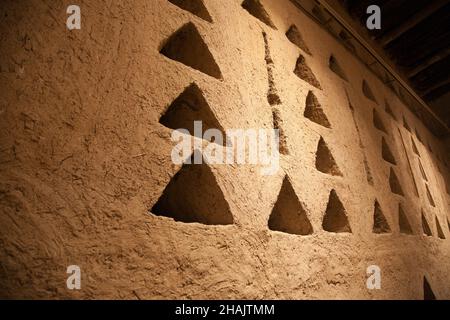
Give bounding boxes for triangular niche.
[159,83,226,144]
[315,137,342,176]
[435,216,446,239]
[294,54,322,89]
[286,24,311,55]
[415,129,423,143]
[381,137,397,165]
[168,0,213,23]
[385,100,397,121]
[362,80,377,103]
[373,200,391,234]
[422,210,432,236]
[304,91,331,128]
[403,116,411,132]
[398,204,414,235]
[268,176,313,235]
[329,55,348,81]
[160,22,223,79]
[389,167,404,196]
[411,136,420,156]
[150,152,233,225]
[448,217,450,232]
[425,184,435,207]
[322,189,351,233]
[241,0,277,29]
[373,108,388,134]
[424,277,436,300]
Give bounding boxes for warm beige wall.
[0,0,449,299]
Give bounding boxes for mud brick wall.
[0,0,449,299]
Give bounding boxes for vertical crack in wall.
[322,189,352,233]
[268,176,313,235]
[168,0,213,23]
[242,0,277,29]
[373,200,391,234]
[425,183,436,207]
[411,136,420,156]
[345,90,373,185]
[262,32,281,106]
[286,24,311,55]
[418,159,428,181]
[160,22,223,79]
[272,108,289,155]
[398,204,413,235]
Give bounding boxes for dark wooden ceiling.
[342,0,450,132]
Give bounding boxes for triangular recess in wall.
[422,210,432,237]
[294,54,322,89]
[362,80,377,103]
[381,137,397,165]
[322,189,351,233]
[411,136,420,156]
[329,55,348,81]
[389,167,404,196]
[415,129,423,143]
[418,159,428,181]
[268,176,313,235]
[160,22,223,79]
[385,100,397,121]
[241,0,277,29]
[304,91,331,128]
[403,116,411,132]
[373,108,388,134]
[315,137,342,176]
[425,184,436,207]
[373,200,391,234]
[424,277,436,300]
[159,83,225,144]
[168,0,213,22]
[435,216,446,239]
[448,218,450,232]
[272,109,289,155]
[150,152,233,225]
[398,204,413,235]
[286,24,311,55]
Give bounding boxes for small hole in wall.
[286,24,311,55]
[329,55,348,81]
[422,210,432,237]
[389,167,404,196]
[322,189,352,233]
[304,91,331,128]
[160,22,223,80]
[362,80,378,103]
[425,184,435,207]
[293,54,322,89]
[268,176,313,235]
[150,152,234,225]
[373,200,391,234]
[241,0,277,29]
[159,83,226,145]
[373,108,388,134]
[435,216,446,239]
[424,277,436,300]
[381,137,396,165]
[398,204,413,235]
[315,137,342,176]
[168,0,213,23]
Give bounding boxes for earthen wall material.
[0,0,449,299]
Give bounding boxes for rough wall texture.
[0,0,449,299]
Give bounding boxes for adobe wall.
[0,0,449,299]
